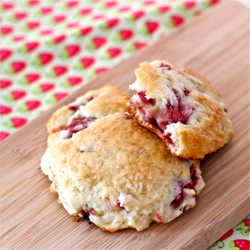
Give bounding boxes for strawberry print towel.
[2,1,248,249]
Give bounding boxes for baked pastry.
[127,60,234,159]
[41,86,205,232]
[46,86,129,146]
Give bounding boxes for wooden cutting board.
[0,2,249,249]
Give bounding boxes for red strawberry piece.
[2,3,14,11]
[40,29,53,36]
[11,118,27,128]
[184,1,196,9]
[11,90,26,100]
[53,35,66,44]
[233,239,250,250]
[220,229,234,241]
[106,1,117,8]
[28,0,40,6]
[0,49,12,61]
[119,30,133,41]
[79,26,92,36]
[66,45,80,57]
[0,105,12,115]
[156,214,162,223]
[12,61,26,73]
[95,67,108,75]
[0,80,12,89]
[106,18,119,29]
[54,92,68,102]
[68,77,82,86]
[132,11,145,20]
[67,0,78,8]
[41,7,53,15]
[27,21,40,30]
[25,42,39,52]
[26,73,40,83]
[171,15,184,27]
[39,53,53,65]
[158,5,171,13]
[13,36,25,42]
[107,48,121,58]
[93,37,106,48]
[39,83,54,93]
[25,100,41,111]
[209,0,220,5]
[1,26,13,36]
[79,8,92,15]
[53,66,68,76]
[15,12,27,20]
[145,21,159,34]
[54,15,66,23]
[0,132,10,141]
[134,42,147,50]
[80,58,95,68]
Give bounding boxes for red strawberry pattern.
[25,73,40,84]
[39,53,53,65]
[25,42,39,52]
[0,132,10,141]
[107,48,121,58]
[1,26,13,36]
[0,49,12,61]
[25,100,41,111]
[11,61,26,73]
[65,45,80,57]
[145,21,159,34]
[10,118,27,128]
[106,18,119,29]
[0,80,12,89]
[54,92,68,102]
[119,30,133,40]
[67,77,82,86]
[92,37,106,49]
[15,12,27,21]
[39,83,55,93]
[9,90,26,100]
[53,66,68,76]
[171,15,184,27]
[2,3,14,11]
[80,57,95,68]
[230,239,250,250]
[0,105,12,115]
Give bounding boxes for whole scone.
[41,86,205,232]
[127,60,234,159]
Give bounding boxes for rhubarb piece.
[127,60,234,159]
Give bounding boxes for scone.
[46,86,129,146]
[41,87,205,232]
[127,60,234,159]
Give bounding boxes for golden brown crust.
[128,60,234,159]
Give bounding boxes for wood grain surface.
[0,2,249,249]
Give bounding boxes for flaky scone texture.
[127,60,234,159]
[46,86,129,146]
[41,113,204,232]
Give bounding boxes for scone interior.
[127,60,234,159]
[41,113,205,232]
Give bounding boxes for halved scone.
[127,60,234,159]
